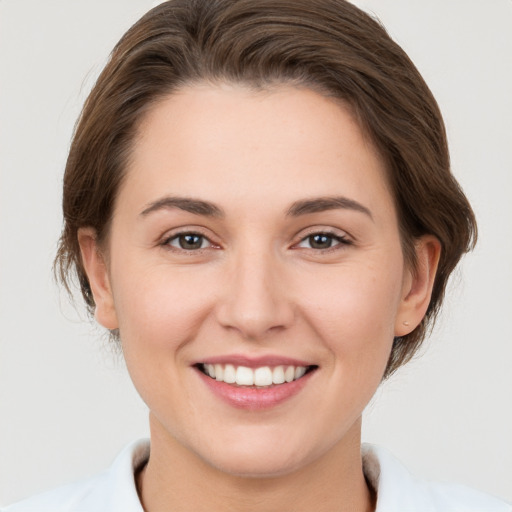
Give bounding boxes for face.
[82,84,434,477]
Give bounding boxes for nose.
[215,245,295,341]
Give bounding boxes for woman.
[3,0,510,510]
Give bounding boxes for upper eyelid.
[158,226,352,247]
[294,226,351,241]
[299,231,348,241]
[161,232,219,254]
[294,232,350,248]
[160,226,215,241]
[167,233,213,250]
[291,227,353,252]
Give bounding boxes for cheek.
[297,259,403,358]
[111,263,217,354]
[110,265,218,415]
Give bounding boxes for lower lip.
[196,368,315,411]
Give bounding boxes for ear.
[395,235,441,337]
[77,227,119,330]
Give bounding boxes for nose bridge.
[216,239,294,340]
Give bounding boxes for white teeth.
[284,365,295,383]
[214,364,224,381]
[205,364,215,378]
[235,366,254,386]
[294,366,306,379]
[254,367,273,386]
[202,363,312,386]
[272,366,285,384]
[223,364,236,384]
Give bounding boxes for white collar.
[117,440,510,512]
[6,439,510,511]
[362,443,510,511]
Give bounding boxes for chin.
[197,433,321,479]
[209,453,305,479]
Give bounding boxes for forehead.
[122,83,394,219]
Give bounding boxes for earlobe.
[395,235,441,337]
[77,228,119,330]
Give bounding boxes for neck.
[137,416,375,512]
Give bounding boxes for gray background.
[1,0,511,505]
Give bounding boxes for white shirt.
[3,440,510,511]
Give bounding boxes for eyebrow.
[140,197,225,218]
[286,196,373,220]
[139,195,372,220]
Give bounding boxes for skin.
[79,84,440,512]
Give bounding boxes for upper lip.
[195,354,315,368]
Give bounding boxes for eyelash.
[162,231,216,252]
[161,229,352,253]
[294,230,352,252]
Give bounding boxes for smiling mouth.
[196,363,318,387]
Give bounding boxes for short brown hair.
[55,0,477,378]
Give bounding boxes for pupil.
[310,234,332,249]
[180,234,202,249]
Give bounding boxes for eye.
[296,232,350,250]
[165,232,212,251]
